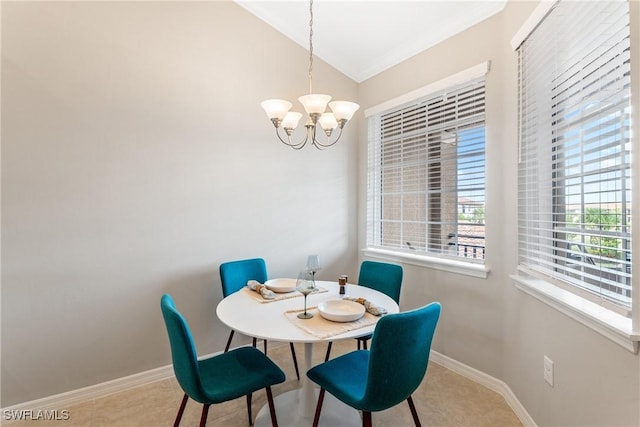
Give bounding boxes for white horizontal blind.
[517,1,632,309]
[368,79,486,262]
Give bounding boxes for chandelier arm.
[312,126,344,149]
[261,0,358,150]
[276,127,308,150]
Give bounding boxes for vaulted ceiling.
[235,1,507,82]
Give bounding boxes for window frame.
[512,0,639,353]
[364,62,491,279]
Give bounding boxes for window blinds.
[517,1,632,308]
[367,78,486,262]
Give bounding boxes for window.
[367,76,486,265]
[517,1,632,313]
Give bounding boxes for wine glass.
[306,255,321,281]
[296,270,316,319]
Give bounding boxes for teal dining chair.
[161,294,285,427]
[324,260,403,361]
[308,302,441,427]
[219,258,300,380]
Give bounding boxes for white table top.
[216,280,399,343]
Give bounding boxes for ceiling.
[235,0,507,83]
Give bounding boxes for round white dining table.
[216,280,399,427]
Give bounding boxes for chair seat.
[161,293,285,426]
[198,347,286,404]
[307,350,370,411]
[308,303,441,427]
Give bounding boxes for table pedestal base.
[254,388,361,427]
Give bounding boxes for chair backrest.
[219,258,268,298]
[363,302,441,411]
[160,294,207,403]
[357,261,403,304]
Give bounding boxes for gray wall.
[2,1,639,426]
[357,1,640,426]
[358,5,509,381]
[500,3,640,426]
[1,1,359,406]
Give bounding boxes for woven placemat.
[284,307,379,339]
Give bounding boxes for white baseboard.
[430,350,537,427]
[0,365,174,422]
[2,347,535,427]
[0,347,232,421]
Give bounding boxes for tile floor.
[8,340,523,426]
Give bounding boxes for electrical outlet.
[543,355,554,386]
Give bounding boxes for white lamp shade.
[318,113,338,131]
[329,101,360,122]
[261,99,292,120]
[298,94,331,115]
[282,111,303,130]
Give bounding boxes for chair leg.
[355,338,370,350]
[224,330,235,353]
[252,337,257,348]
[312,388,326,427]
[266,386,278,427]
[362,411,372,427]
[246,393,253,425]
[199,404,210,427]
[289,342,300,380]
[407,396,422,427]
[173,393,189,427]
[324,342,332,362]
[264,339,268,354]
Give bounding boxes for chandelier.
[260,0,359,150]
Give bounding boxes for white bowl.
[318,299,365,322]
[264,278,297,293]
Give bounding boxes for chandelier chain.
[308,0,314,94]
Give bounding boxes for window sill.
[510,274,639,354]
[362,248,489,279]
